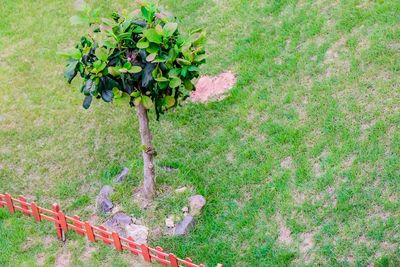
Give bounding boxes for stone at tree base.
[96,185,114,213]
[182,206,189,215]
[174,215,195,236]
[104,212,149,244]
[188,195,206,216]
[114,167,129,183]
[151,227,163,239]
[125,224,149,244]
[165,216,175,228]
[111,212,133,225]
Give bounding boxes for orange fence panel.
[0,192,223,267]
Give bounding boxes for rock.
[99,185,113,196]
[96,186,114,213]
[175,187,188,193]
[151,227,163,239]
[114,167,129,183]
[125,224,149,244]
[174,215,195,236]
[189,195,206,216]
[165,216,175,228]
[104,212,149,244]
[182,206,189,214]
[112,212,133,225]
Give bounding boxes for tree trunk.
[136,102,156,200]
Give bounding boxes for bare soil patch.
[191,71,236,102]
[276,213,293,245]
[54,249,72,267]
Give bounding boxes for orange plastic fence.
[0,193,223,267]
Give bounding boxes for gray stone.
[189,195,206,216]
[125,224,149,244]
[99,199,113,213]
[165,216,175,228]
[103,212,149,244]
[174,215,195,236]
[112,212,133,225]
[99,185,113,197]
[96,186,114,213]
[182,206,189,214]
[114,167,129,183]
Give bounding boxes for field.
[0,0,399,266]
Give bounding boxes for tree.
[63,1,206,200]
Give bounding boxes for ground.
[0,0,399,266]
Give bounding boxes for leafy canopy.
[63,1,206,119]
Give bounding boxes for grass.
[0,0,399,266]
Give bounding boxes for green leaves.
[118,62,142,74]
[84,79,96,95]
[169,77,181,88]
[142,95,153,109]
[108,67,120,77]
[143,29,162,44]
[101,89,113,102]
[137,38,149,49]
[163,22,177,37]
[164,95,175,108]
[65,60,78,84]
[95,47,108,61]
[83,95,92,109]
[64,1,206,118]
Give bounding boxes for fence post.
[141,244,152,263]
[169,253,179,267]
[112,232,123,252]
[31,202,41,222]
[52,203,65,241]
[5,193,15,214]
[58,211,68,233]
[18,196,30,216]
[84,222,96,242]
[156,247,168,266]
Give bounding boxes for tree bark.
[136,102,156,200]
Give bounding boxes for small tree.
[63,1,206,200]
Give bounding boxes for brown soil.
[191,71,236,102]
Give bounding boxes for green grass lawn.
[1,0,399,266]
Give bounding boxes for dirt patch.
[191,71,236,102]
[368,205,391,221]
[281,156,293,169]
[312,160,323,177]
[37,253,46,266]
[323,37,350,78]
[43,236,56,248]
[292,190,306,205]
[276,213,293,245]
[343,154,356,168]
[325,186,337,208]
[55,249,72,267]
[82,244,97,264]
[300,232,314,254]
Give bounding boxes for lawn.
[0,0,399,266]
